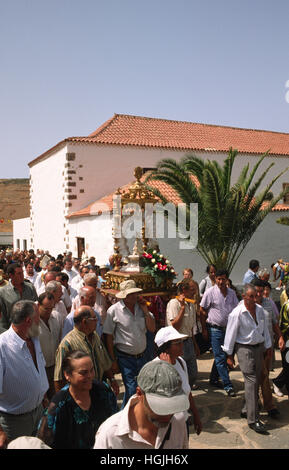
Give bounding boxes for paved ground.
[116,349,288,450]
[188,349,289,449]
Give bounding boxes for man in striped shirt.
[54,306,119,396]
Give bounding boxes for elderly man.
[39,271,71,313]
[103,280,155,408]
[222,284,272,434]
[72,273,108,324]
[45,280,68,327]
[0,263,38,330]
[62,285,102,339]
[38,292,62,399]
[54,305,118,396]
[94,360,189,449]
[251,278,284,418]
[34,259,57,294]
[166,279,200,389]
[200,269,239,396]
[0,300,49,445]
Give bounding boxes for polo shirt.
[103,300,153,355]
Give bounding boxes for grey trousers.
[0,403,44,442]
[235,342,264,425]
[182,337,198,387]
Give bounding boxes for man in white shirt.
[94,360,189,449]
[0,300,49,443]
[70,265,90,292]
[23,261,38,285]
[62,257,77,285]
[222,284,272,435]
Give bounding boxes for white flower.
[166,259,170,264]
[171,269,175,273]
[153,250,157,254]
[159,254,163,259]
[151,258,156,263]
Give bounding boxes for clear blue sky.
[1,0,289,178]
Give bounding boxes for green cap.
[137,360,189,415]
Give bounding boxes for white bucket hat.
[154,326,188,348]
[115,280,143,299]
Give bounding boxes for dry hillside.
[0,179,30,232]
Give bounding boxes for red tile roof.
[29,113,289,167]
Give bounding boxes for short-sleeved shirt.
[103,300,152,355]
[200,285,239,328]
[0,281,38,330]
[37,381,117,449]
[54,328,112,382]
[166,298,196,337]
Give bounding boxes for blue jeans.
[117,351,147,409]
[208,326,233,391]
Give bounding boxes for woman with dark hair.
[199,264,217,297]
[37,351,117,449]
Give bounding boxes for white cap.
[154,326,188,348]
[7,436,51,449]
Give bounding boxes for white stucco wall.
[29,145,68,254]
[65,209,288,287]
[64,142,289,207]
[13,217,30,250]
[28,138,289,257]
[68,213,113,264]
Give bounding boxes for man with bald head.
[54,305,119,396]
[72,272,107,322]
[45,280,68,327]
[62,285,102,339]
[34,260,57,294]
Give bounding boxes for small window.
[16,239,20,249]
[23,239,27,251]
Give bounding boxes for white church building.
[13,113,289,283]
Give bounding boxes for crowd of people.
[0,248,288,449]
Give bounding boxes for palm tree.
[145,148,289,274]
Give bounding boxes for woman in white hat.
[153,326,202,436]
